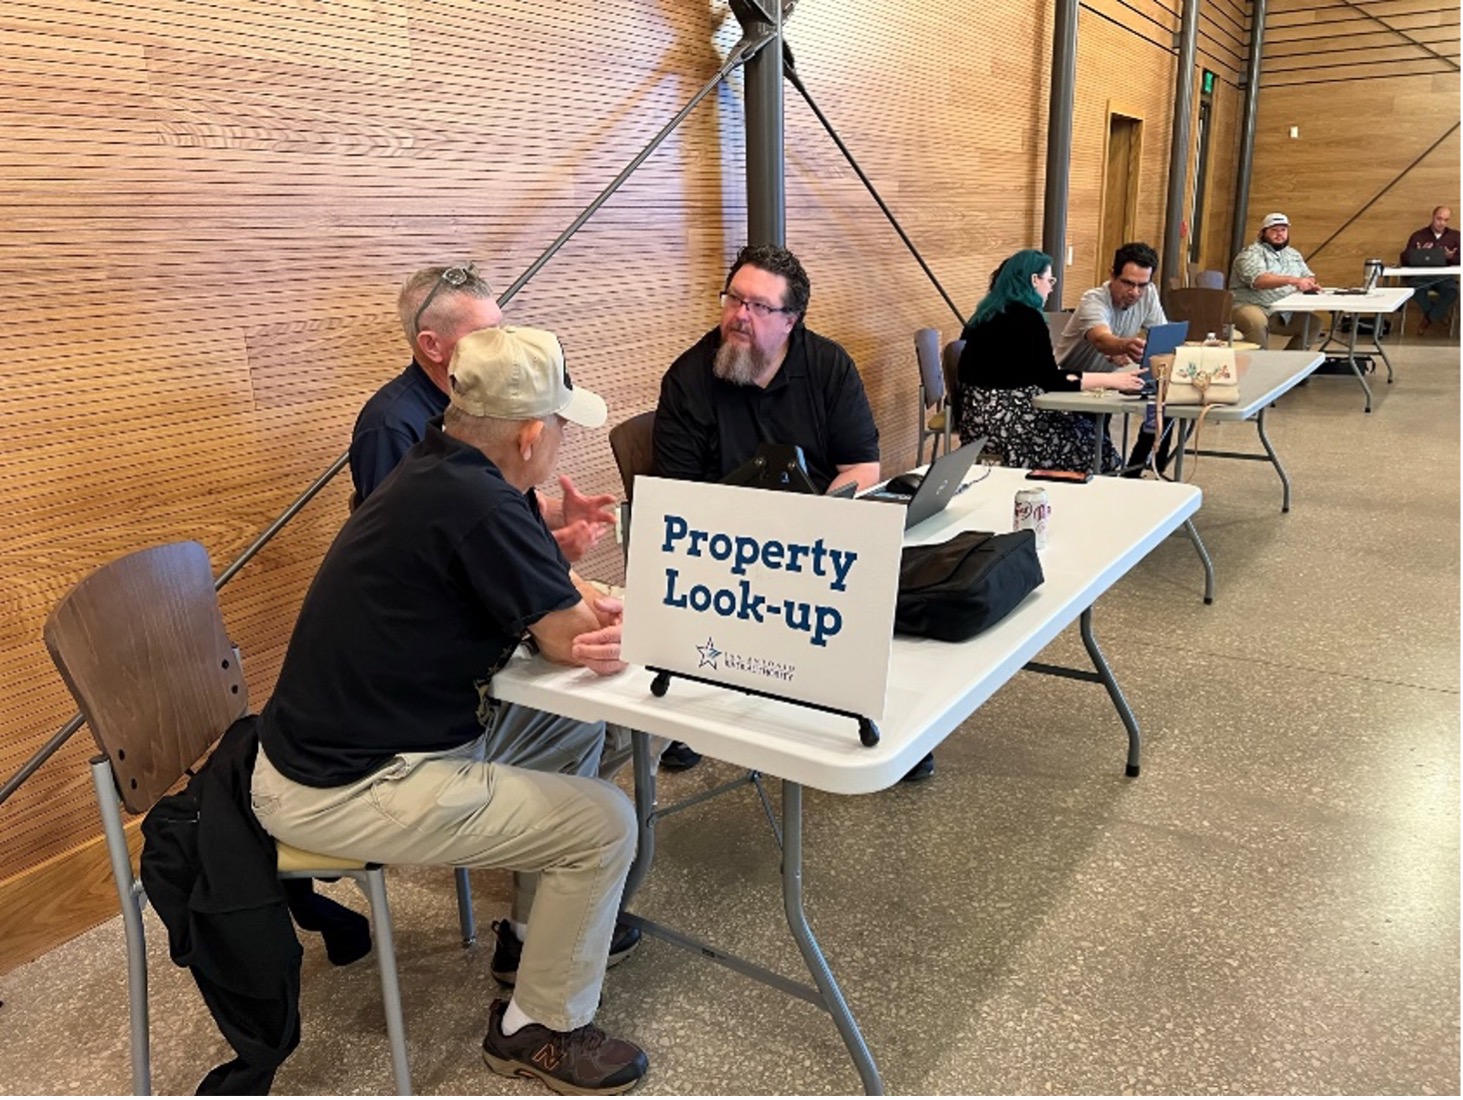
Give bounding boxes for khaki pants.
[1232,303,1321,350]
[251,705,634,1031]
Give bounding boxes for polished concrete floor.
[2,338,1458,1096]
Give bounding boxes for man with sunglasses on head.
[653,245,901,774]
[350,264,616,562]
[1053,242,1171,475]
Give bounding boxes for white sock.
[500,997,535,1036]
[509,919,528,941]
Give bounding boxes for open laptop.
[861,436,986,530]
[1405,246,1449,269]
[1130,320,1190,396]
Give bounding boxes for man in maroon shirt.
[1400,206,1460,333]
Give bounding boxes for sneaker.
[659,740,702,771]
[900,751,936,782]
[482,998,648,1095]
[491,920,642,986]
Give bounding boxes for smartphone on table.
[1026,468,1093,484]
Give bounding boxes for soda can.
[1013,487,1050,549]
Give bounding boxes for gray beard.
[713,338,765,386]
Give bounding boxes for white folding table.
[1034,350,1323,603]
[492,468,1201,1094]
[1269,286,1412,412]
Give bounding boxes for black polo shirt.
[653,324,880,493]
[349,361,449,501]
[259,424,581,787]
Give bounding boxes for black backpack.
[893,530,1044,642]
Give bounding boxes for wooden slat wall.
[0,0,1239,969]
[1248,0,1460,283]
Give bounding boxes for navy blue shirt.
[349,361,448,501]
[260,426,581,787]
[653,325,880,493]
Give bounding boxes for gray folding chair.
[941,338,966,448]
[1195,269,1226,290]
[43,541,447,1095]
[914,328,951,464]
[1042,309,1073,346]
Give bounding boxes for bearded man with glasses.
[653,244,881,495]
[350,264,616,562]
[652,244,890,774]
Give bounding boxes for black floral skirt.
[958,384,1117,473]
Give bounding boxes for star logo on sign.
[696,637,722,669]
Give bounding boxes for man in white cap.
[1229,212,1323,348]
[252,326,649,1095]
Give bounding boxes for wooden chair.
[608,410,656,502]
[914,328,950,464]
[1163,286,1234,342]
[44,541,423,1095]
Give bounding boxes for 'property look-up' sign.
[621,477,905,722]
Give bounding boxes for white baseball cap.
[1261,212,1289,229]
[448,326,606,428]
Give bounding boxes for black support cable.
[779,58,966,325]
[1307,122,1461,262]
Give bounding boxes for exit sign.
[1202,69,1216,95]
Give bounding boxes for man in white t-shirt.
[1054,242,1168,375]
[1054,242,1171,473]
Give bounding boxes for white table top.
[1033,350,1324,423]
[1271,286,1413,313]
[1383,265,1461,278]
[492,467,1200,795]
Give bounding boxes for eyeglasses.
[413,263,484,336]
[720,289,793,319]
[1116,276,1151,290]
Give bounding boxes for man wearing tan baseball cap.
[253,325,649,1094]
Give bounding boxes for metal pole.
[1163,0,1202,284]
[1043,0,1079,305]
[736,2,786,246]
[1231,0,1267,263]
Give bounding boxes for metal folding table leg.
[1371,312,1396,382]
[622,731,659,907]
[1170,423,1216,603]
[1078,608,1142,776]
[1255,405,1292,512]
[1345,318,1374,412]
[781,782,884,1095]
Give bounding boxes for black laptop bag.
[893,529,1044,642]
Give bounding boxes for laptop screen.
[1138,321,1190,383]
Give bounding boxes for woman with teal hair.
[956,249,1142,471]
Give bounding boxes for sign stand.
[646,664,881,746]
